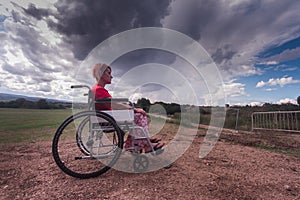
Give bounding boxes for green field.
[0,108,72,143]
[1,108,299,159]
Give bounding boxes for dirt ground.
[1,124,300,200]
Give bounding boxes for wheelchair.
[52,85,163,179]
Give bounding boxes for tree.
[37,99,49,109]
[16,98,26,108]
[297,96,300,105]
[136,98,151,112]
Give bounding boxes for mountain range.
[0,93,66,103]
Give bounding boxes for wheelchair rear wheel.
[52,111,124,179]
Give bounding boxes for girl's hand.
[134,108,146,115]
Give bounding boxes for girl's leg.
[124,113,149,150]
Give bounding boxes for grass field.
[1,108,299,159]
[0,108,72,143]
[0,108,168,144]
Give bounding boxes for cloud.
[1,0,300,104]
[163,0,300,79]
[0,1,81,99]
[276,98,297,105]
[22,3,50,20]
[248,102,264,107]
[223,80,246,97]
[17,0,300,80]
[259,61,278,65]
[211,44,236,65]
[47,0,172,60]
[265,88,277,91]
[256,77,300,88]
[261,47,300,64]
[245,98,297,106]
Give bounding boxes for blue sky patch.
[0,15,7,32]
[258,36,300,58]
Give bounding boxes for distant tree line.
[230,102,299,112]
[0,98,71,109]
[136,98,211,115]
[135,97,300,115]
[1,97,299,113]
[136,98,184,115]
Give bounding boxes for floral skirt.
[124,113,150,150]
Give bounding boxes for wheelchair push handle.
[71,85,91,90]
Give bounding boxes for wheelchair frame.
[52,85,160,178]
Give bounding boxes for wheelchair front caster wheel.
[133,155,149,173]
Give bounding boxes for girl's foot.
[150,137,162,143]
[144,142,165,154]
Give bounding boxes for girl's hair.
[92,63,111,82]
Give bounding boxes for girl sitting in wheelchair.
[91,63,164,154]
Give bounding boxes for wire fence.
[251,111,300,133]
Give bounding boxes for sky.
[0,0,300,106]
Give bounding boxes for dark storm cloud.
[47,0,172,60]
[111,49,176,76]
[10,2,34,25]
[164,0,221,41]
[211,44,236,64]
[164,0,300,72]
[23,3,50,20]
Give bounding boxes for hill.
[0,93,67,103]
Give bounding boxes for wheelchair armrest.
[91,110,135,125]
[95,98,129,103]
